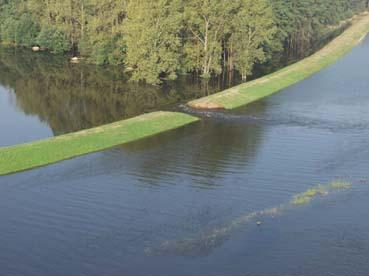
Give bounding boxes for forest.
[0,0,368,84]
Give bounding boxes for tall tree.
[183,0,238,78]
[1,0,368,84]
[123,0,182,84]
[231,0,277,81]
[79,0,126,64]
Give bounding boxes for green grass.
[188,13,369,110]
[0,111,199,175]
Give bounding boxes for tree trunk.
[202,19,210,77]
[81,2,84,38]
[242,73,247,82]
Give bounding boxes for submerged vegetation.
[291,181,352,205]
[146,181,352,256]
[0,0,368,84]
[0,112,199,175]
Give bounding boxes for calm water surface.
[0,47,241,146]
[1,37,369,276]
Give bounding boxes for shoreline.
[2,14,369,175]
[0,112,199,176]
[188,13,369,110]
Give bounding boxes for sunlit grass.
[0,111,199,175]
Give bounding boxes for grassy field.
[188,13,369,110]
[0,111,199,175]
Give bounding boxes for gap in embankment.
[2,13,369,175]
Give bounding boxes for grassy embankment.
[0,112,199,175]
[188,13,369,109]
[2,14,369,176]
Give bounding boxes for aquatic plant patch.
[145,181,352,256]
[291,181,352,205]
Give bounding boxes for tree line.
[0,0,367,84]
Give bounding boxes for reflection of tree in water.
[0,47,233,135]
[111,110,266,189]
[0,46,267,182]
[92,116,267,256]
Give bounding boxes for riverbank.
[0,112,199,175]
[188,13,369,110]
[2,14,369,176]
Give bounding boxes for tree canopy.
[0,0,367,84]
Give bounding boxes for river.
[1,36,369,276]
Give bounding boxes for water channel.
[1,36,369,275]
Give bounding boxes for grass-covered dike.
[3,14,369,176]
[188,13,369,110]
[0,111,199,175]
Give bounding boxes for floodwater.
[1,36,369,276]
[0,46,244,146]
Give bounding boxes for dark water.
[1,36,369,276]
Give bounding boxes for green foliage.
[80,33,126,65]
[0,0,367,83]
[37,27,70,54]
[0,12,39,47]
[183,0,238,78]
[0,17,18,44]
[188,15,369,109]
[268,0,368,58]
[78,0,126,65]
[123,0,182,84]
[15,13,40,47]
[231,0,277,81]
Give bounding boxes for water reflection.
[0,25,345,142]
[105,116,265,189]
[0,47,237,136]
[2,34,369,276]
